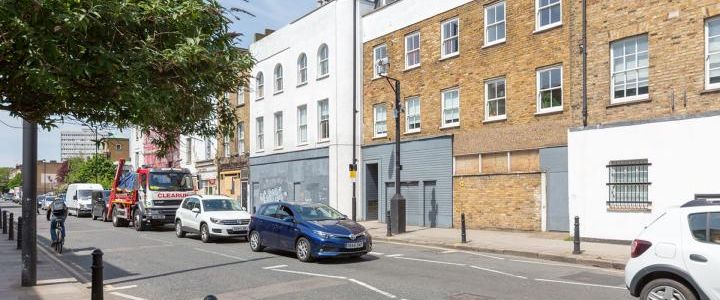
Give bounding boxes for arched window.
[256,72,264,99]
[317,44,329,78]
[297,53,307,85]
[274,64,283,93]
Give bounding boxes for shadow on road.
[262,249,379,265]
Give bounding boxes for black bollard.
[8,213,14,240]
[461,213,467,243]
[2,211,6,234]
[572,216,581,255]
[203,296,218,300]
[91,249,104,300]
[386,210,392,237]
[0,207,2,229]
[17,216,22,250]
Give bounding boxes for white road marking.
[37,278,77,285]
[368,251,385,256]
[348,278,397,299]
[105,285,137,291]
[441,250,457,254]
[508,259,624,273]
[534,278,626,290]
[263,265,288,270]
[385,254,404,257]
[270,269,347,280]
[394,256,466,266]
[193,248,247,261]
[110,291,147,300]
[374,240,505,260]
[469,265,528,280]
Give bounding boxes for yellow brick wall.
[454,173,542,231]
[455,154,479,175]
[217,88,250,157]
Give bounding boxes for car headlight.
[210,217,222,224]
[313,230,336,239]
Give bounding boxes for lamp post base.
[390,194,406,235]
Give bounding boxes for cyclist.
[46,197,68,247]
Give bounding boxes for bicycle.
[53,219,64,254]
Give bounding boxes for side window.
[689,213,707,242]
[711,213,720,245]
[181,199,190,209]
[261,204,279,218]
[278,206,294,219]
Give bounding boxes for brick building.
[216,86,251,208]
[102,137,129,162]
[568,1,720,240]
[362,0,573,230]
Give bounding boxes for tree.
[0,167,10,192]
[0,0,254,153]
[7,173,22,190]
[55,161,70,185]
[66,156,117,189]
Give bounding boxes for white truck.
[65,183,104,217]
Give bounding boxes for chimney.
[254,28,276,42]
[317,0,331,7]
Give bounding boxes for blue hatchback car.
[248,202,372,262]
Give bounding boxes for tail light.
[631,239,652,258]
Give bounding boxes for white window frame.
[237,122,245,155]
[237,86,245,106]
[441,88,460,127]
[255,72,264,100]
[274,112,283,149]
[484,1,506,46]
[318,99,330,141]
[297,53,308,86]
[536,65,563,113]
[706,16,720,90]
[373,44,388,79]
[205,138,214,160]
[610,35,649,104]
[535,0,562,31]
[274,64,283,93]
[405,97,421,133]
[440,18,460,59]
[256,117,264,152]
[373,104,388,138]
[318,44,329,79]
[297,105,308,145]
[485,78,507,121]
[405,32,421,69]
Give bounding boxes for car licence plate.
[151,215,164,220]
[345,241,364,249]
[232,226,248,231]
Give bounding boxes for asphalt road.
[5,204,635,300]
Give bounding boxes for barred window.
[607,159,651,211]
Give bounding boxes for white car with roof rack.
[174,195,252,243]
[625,199,720,300]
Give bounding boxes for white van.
[66,183,104,217]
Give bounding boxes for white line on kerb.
[37,278,77,285]
[263,265,288,270]
[394,256,466,266]
[193,248,246,261]
[534,278,626,290]
[469,265,528,280]
[105,285,138,291]
[110,291,147,300]
[348,278,397,299]
[373,240,505,260]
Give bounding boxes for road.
[5,205,634,300]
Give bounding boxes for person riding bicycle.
[46,198,68,247]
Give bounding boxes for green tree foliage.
[7,173,22,189]
[0,167,11,192]
[66,156,117,189]
[0,0,254,154]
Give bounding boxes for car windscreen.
[296,204,345,221]
[77,190,94,199]
[148,172,193,191]
[202,199,244,212]
[45,196,55,202]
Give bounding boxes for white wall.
[362,0,472,42]
[568,115,720,241]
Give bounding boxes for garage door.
[384,181,429,227]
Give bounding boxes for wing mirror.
[191,207,200,214]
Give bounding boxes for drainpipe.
[351,0,358,221]
[581,0,588,127]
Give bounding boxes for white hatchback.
[625,199,720,300]
[174,195,252,243]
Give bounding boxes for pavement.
[359,220,630,270]
[0,201,636,299]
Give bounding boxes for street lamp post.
[377,59,406,236]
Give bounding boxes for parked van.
[66,183,104,217]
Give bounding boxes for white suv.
[625,199,720,300]
[174,195,252,243]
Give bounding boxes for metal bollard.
[2,211,6,234]
[0,207,2,229]
[386,210,392,237]
[461,213,467,243]
[8,213,14,240]
[17,216,22,250]
[572,216,581,255]
[203,296,218,300]
[91,249,104,300]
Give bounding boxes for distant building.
[102,137,130,162]
[60,129,112,160]
[11,160,62,195]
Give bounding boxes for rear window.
[688,212,720,245]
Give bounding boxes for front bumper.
[313,236,373,258]
[142,208,177,224]
[208,224,250,237]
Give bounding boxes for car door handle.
[690,254,708,263]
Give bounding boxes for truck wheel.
[112,207,127,227]
[133,210,147,231]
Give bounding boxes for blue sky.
[0,0,316,167]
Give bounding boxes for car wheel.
[175,220,186,238]
[641,278,697,300]
[249,231,264,252]
[200,224,211,243]
[133,210,147,231]
[295,237,314,262]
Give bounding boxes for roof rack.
[681,199,720,208]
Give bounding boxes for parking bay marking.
[267,266,399,299]
[470,265,528,280]
[374,240,505,260]
[105,285,138,291]
[388,255,528,280]
[110,291,147,300]
[533,278,626,290]
[263,265,288,270]
[193,248,247,261]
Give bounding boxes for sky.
[0,0,317,167]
